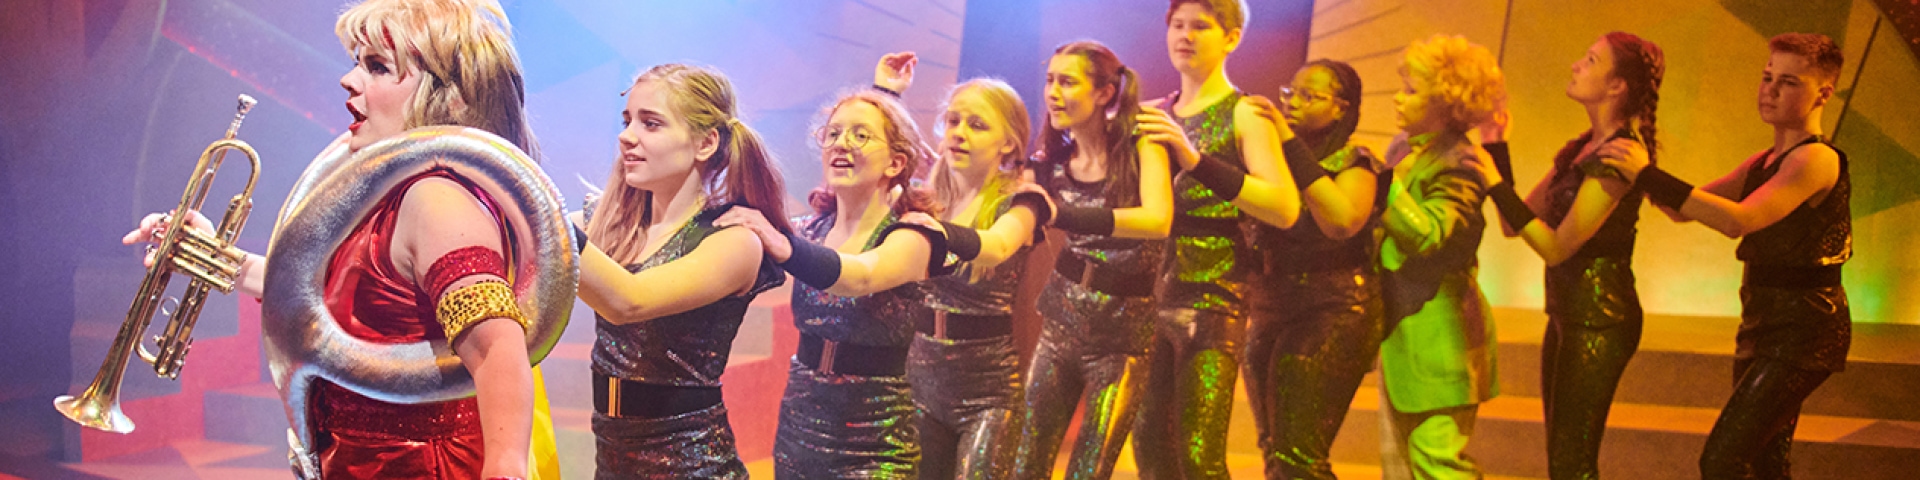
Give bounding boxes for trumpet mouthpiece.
[237,94,258,115]
[229,95,259,137]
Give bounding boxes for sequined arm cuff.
[423,246,509,306]
[435,281,527,341]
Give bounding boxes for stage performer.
[125,1,567,479]
[1009,40,1175,480]
[1475,32,1664,480]
[715,88,951,479]
[1596,32,1850,480]
[572,64,789,479]
[1129,1,1307,477]
[1373,34,1505,480]
[870,52,1053,479]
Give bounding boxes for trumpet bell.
[54,393,133,434]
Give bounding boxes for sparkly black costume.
[774,213,925,479]
[1012,160,1164,480]
[1530,132,1647,480]
[909,194,1037,479]
[1133,90,1256,480]
[1242,144,1387,480]
[1699,137,1851,479]
[589,204,785,479]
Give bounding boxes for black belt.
[593,372,723,419]
[1745,264,1843,289]
[917,311,1013,340]
[1054,255,1155,298]
[1268,246,1372,274]
[797,333,909,377]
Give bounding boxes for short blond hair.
[335,0,537,157]
[1400,34,1506,133]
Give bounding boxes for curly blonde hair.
[1400,34,1506,133]
[336,0,537,158]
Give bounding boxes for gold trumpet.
[55,94,262,433]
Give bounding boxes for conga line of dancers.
[111,0,1857,478]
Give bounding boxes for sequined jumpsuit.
[1133,91,1255,480]
[1533,132,1645,480]
[909,195,1037,479]
[590,204,785,479]
[1699,137,1851,479]
[1012,160,1164,480]
[775,212,925,479]
[1242,145,1388,480]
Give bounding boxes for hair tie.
[726,117,743,130]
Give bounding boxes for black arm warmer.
[1054,206,1116,237]
[1008,191,1053,242]
[1487,182,1536,229]
[571,222,590,254]
[1484,141,1514,185]
[1188,157,1246,201]
[1282,137,1327,189]
[939,221,983,262]
[1637,165,1696,210]
[777,232,843,290]
[878,222,955,277]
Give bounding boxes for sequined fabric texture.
[1699,356,1833,479]
[1736,285,1851,373]
[908,334,1022,479]
[789,213,924,347]
[1011,272,1156,479]
[1243,266,1384,480]
[592,204,786,387]
[1043,160,1167,292]
[1160,90,1254,315]
[592,403,746,479]
[1735,138,1851,267]
[313,380,483,479]
[1541,131,1642,260]
[1541,257,1643,480]
[774,358,920,479]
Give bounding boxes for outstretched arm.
[575,226,766,325]
[714,207,942,297]
[1480,142,1634,266]
[1598,140,1836,237]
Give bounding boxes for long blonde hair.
[335,0,539,159]
[926,79,1032,230]
[587,64,791,264]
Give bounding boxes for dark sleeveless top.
[1041,159,1166,293]
[590,204,786,387]
[1542,130,1644,261]
[1256,144,1386,274]
[1162,91,1255,314]
[927,194,1036,316]
[1735,137,1851,268]
[789,212,925,347]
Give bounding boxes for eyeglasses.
[814,125,876,150]
[1281,87,1336,105]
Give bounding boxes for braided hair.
[1604,31,1664,158]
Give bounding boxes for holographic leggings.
[908,333,1022,479]
[1541,257,1643,480]
[591,402,746,479]
[1011,273,1157,480]
[1243,267,1384,480]
[773,358,919,479]
[1698,357,1831,479]
[1132,307,1246,480]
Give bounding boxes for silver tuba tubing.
[260,126,575,463]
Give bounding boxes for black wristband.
[778,232,843,290]
[1054,206,1115,237]
[1637,165,1695,210]
[1282,137,1327,189]
[879,222,954,277]
[571,223,589,254]
[939,221,983,262]
[872,84,902,98]
[1484,141,1514,184]
[1487,183,1535,229]
[1189,157,1246,201]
